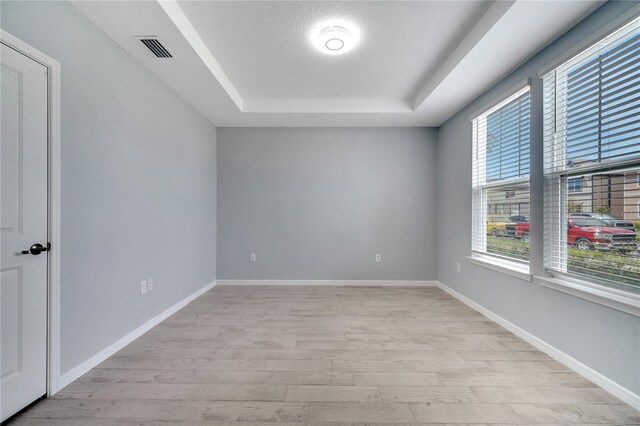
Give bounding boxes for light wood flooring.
[10,285,640,425]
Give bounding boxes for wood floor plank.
[167,349,314,360]
[471,386,623,404]
[379,386,479,403]
[9,285,637,425]
[308,402,416,423]
[201,402,309,422]
[510,402,640,424]
[485,360,570,373]
[410,402,524,423]
[439,371,597,388]
[286,385,381,402]
[332,359,491,373]
[76,368,184,384]
[172,359,332,372]
[96,400,209,421]
[10,420,116,426]
[188,384,287,401]
[56,382,192,400]
[12,398,112,420]
[312,349,464,361]
[458,349,554,361]
[353,372,443,386]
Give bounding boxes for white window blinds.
[543,16,640,290]
[472,86,531,262]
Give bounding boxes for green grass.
[487,236,529,261]
[486,236,640,289]
[567,248,640,289]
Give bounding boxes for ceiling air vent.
[138,37,172,58]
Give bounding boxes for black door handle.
[21,243,49,255]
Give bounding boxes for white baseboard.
[55,280,217,393]
[217,279,438,287]
[435,280,640,411]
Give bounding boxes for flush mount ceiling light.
[311,20,360,55]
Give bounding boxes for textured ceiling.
[179,1,490,102]
[71,0,604,127]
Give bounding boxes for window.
[472,86,531,263]
[543,16,640,290]
[568,177,583,192]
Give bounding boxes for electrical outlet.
[456,262,461,273]
[140,280,148,295]
[250,253,256,262]
[147,279,153,291]
[375,254,381,263]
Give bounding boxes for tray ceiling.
[72,1,604,127]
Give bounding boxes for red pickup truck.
[505,216,638,252]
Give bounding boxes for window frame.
[539,14,640,314]
[568,177,583,192]
[470,84,532,274]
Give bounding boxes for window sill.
[535,274,640,317]
[467,255,532,282]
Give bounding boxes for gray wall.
[217,127,437,281]
[1,1,217,373]
[437,0,640,394]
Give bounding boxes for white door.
[1,42,49,422]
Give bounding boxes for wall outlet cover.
[140,280,148,295]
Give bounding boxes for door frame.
[1,29,62,396]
